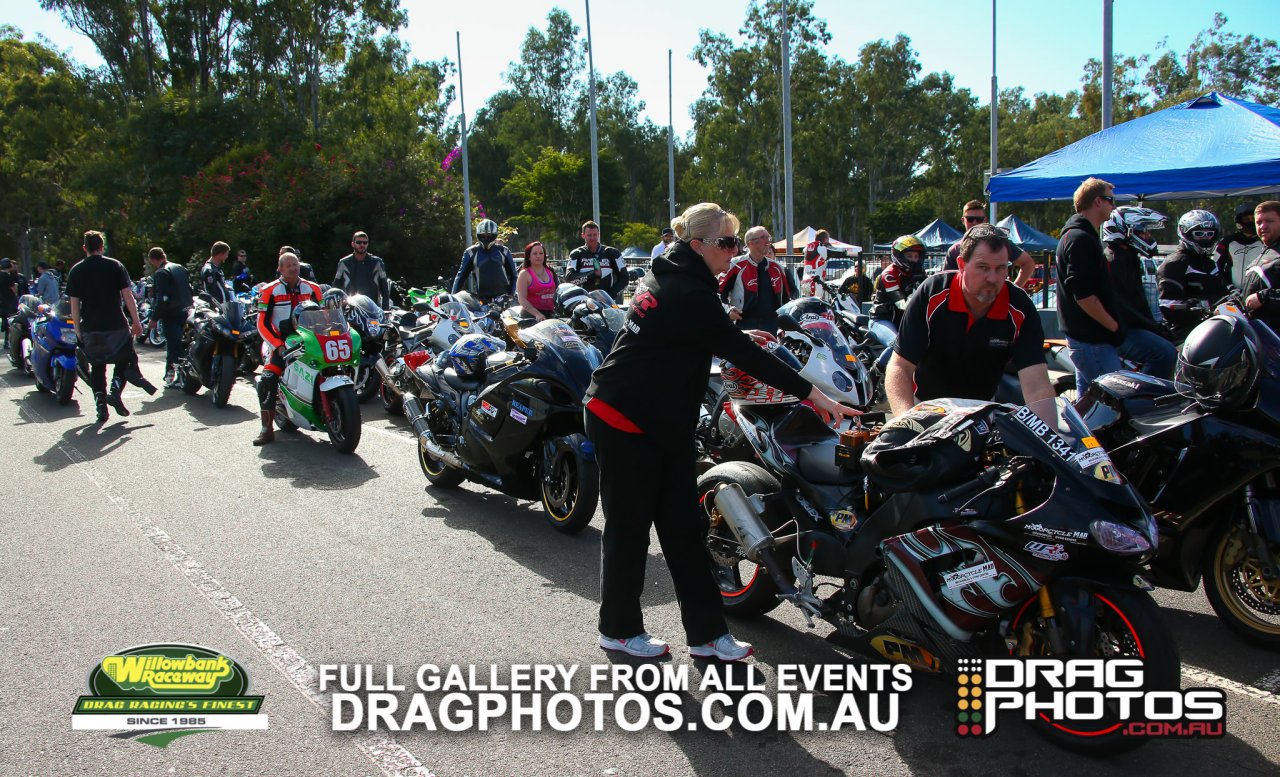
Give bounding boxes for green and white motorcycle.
[275,305,364,454]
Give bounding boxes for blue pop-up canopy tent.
[987,93,1280,202]
[996,214,1059,251]
[914,218,964,248]
[875,218,964,251]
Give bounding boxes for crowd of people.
[9,185,1279,664]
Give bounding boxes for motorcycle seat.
[442,367,482,392]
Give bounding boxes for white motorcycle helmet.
[476,219,499,249]
[1102,206,1166,257]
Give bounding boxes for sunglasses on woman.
[707,235,742,252]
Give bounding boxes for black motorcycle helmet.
[1176,314,1260,411]
[322,287,348,310]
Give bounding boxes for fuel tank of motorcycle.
[1076,371,1191,446]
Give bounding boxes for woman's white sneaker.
[689,633,754,661]
[598,633,671,658]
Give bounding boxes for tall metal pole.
[457,32,473,248]
[1102,0,1113,129]
[667,48,676,222]
[585,0,601,227]
[989,0,998,224]
[781,0,795,256]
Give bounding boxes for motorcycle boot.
[93,392,109,423]
[106,376,131,417]
[253,372,278,445]
[123,361,158,395]
[252,411,275,446]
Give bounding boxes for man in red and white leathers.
[719,225,797,333]
[801,229,851,298]
[252,252,322,446]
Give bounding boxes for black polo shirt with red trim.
[893,270,1044,402]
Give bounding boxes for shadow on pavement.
[254,431,380,490]
[32,418,155,471]
[433,493,676,608]
[1161,606,1279,688]
[141,386,258,426]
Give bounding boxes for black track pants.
[586,410,727,646]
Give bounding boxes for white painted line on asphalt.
[1252,668,1280,694]
[364,424,415,444]
[4,376,433,777]
[1183,665,1280,706]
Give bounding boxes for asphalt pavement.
[1,346,1277,776]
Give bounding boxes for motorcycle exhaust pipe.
[374,356,400,397]
[403,394,465,470]
[713,483,776,562]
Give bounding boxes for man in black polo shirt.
[886,223,1052,416]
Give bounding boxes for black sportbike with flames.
[398,319,601,533]
[699,367,1176,754]
[1076,301,1280,648]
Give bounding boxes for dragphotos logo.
[953,658,1225,740]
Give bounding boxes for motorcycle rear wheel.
[325,385,362,454]
[148,326,166,348]
[210,354,235,407]
[380,382,403,415]
[696,462,790,617]
[7,330,25,371]
[541,447,598,534]
[419,439,464,488]
[1009,584,1179,755]
[1203,520,1280,649]
[54,364,75,405]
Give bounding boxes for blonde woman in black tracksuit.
[585,203,859,661]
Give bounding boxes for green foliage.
[502,147,592,246]
[865,195,935,243]
[611,222,658,251]
[3,7,1278,285]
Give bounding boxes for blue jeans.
[1067,330,1176,395]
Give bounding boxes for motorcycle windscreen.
[219,297,247,330]
[521,319,601,399]
[999,397,1125,486]
[435,300,476,325]
[801,317,870,401]
[295,307,349,336]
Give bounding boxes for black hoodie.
[587,240,812,439]
[1056,213,1122,345]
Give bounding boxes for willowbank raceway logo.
[953,658,1225,741]
[71,643,268,748]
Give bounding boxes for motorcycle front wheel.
[1008,584,1179,755]
[355,365,380,403]
[696,462,791,617]
[324,384,362,454]
[210,353,235,407]
[148,326,166,348]
[541,445,598,534]
[1203,520,1280,649]
[54,364,75,405]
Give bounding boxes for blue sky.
[7,0,1275,137]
